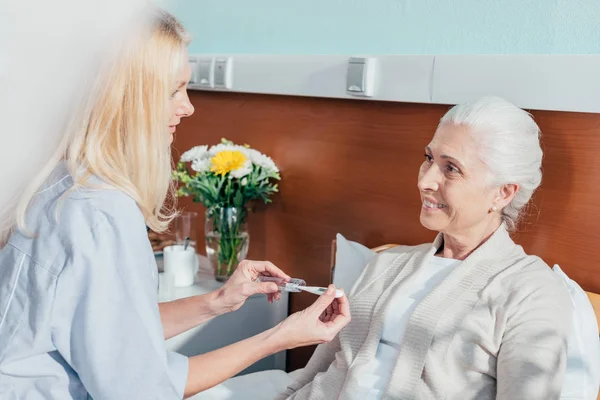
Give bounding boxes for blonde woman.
[0,9,350,400]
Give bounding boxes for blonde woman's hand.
[274,285,351,349]
[214,260,291,313]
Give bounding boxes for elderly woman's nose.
[418,166,440,192]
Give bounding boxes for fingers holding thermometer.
[257,276,344,298]
[299,286,344,298]
[275,284,351,349]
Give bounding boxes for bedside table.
[158,254,288,375]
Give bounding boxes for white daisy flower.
[180,145,209,162]
[248,149,279,173]
[191,158,212,173]
[229,159,252,179]
[209,143,250,158]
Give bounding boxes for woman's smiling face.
[417,123,499,236]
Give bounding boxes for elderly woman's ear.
[493,183,519,213]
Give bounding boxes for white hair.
[439,96,543,231]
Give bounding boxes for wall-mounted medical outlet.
[191,57,214,88]
[188,56,232,90]
[189,57,199,84]
[214,57,233,89]
[346,57,376,97]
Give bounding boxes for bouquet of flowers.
[173,138,280,280]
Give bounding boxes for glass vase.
[205,206,250,282]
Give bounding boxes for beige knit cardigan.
[277,225,572,400]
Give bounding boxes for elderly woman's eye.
[424,154,433,163]
[446,164,460,174]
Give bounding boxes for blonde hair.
[1,8,190,245]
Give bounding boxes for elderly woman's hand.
[273,285,351,349]
[214,260,291,314]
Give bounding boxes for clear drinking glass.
[174,211,199,250]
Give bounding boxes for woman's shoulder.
[71,186,143,225]
[10,179,145,270]
[50,184,143,234]
[56,186,147,257]
[499,253,562,290]
[23,166,142,230]
[489,252,572,314]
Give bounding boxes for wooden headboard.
[173,91,600,370]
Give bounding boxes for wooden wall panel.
[172,91,600,371]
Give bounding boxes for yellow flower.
[210,150,248,176]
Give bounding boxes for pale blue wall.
[168,0,600,54]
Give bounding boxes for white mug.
[163,245,199,287]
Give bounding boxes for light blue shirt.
[0,163,188,399]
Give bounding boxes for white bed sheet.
[191,368,303,400]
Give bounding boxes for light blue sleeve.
[50,206,188,400]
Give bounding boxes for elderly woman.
[277,97,573,400]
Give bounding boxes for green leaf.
[233,190,244,208]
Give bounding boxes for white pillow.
[552,264,600,400]
[332,233,376,294]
